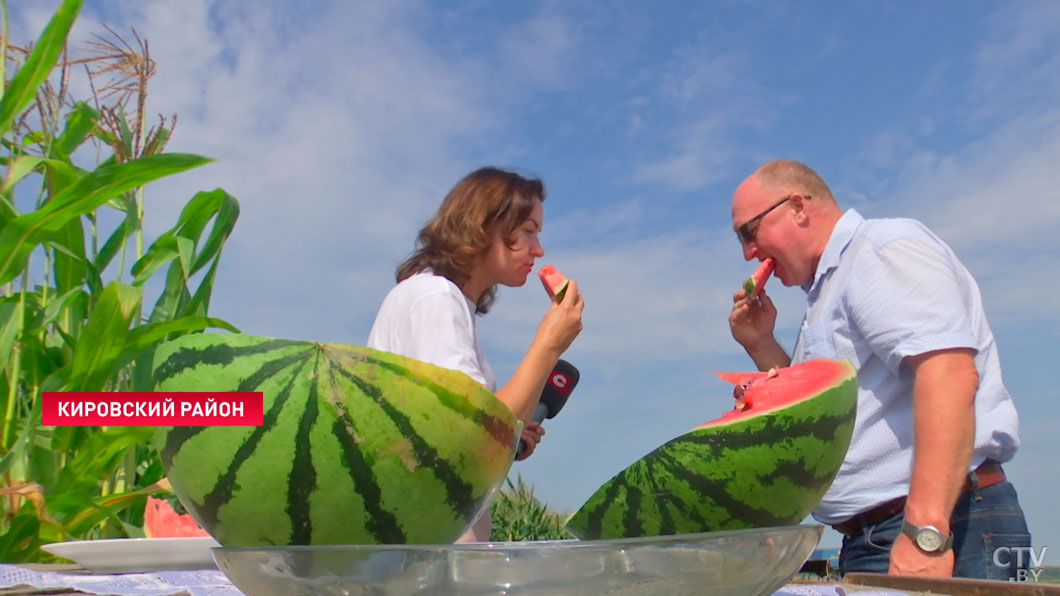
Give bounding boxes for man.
[727,159,1029,579]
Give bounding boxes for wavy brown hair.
[397,167,546,314]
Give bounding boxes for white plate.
[41,537,220,574]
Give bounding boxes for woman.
[366,166,585,542]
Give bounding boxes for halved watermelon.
[565,358,857,540]
[538,264,569,302]
[743,258,776,298]
[144,496,211,538]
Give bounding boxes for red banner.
[42,392,264,426]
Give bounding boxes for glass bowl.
[212,524,823,595]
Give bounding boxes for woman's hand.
[497,280,586,421]
[535,279,585,357]
[514,422,545,460]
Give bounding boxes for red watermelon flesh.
[706,358,854,427]
[144,496,211,538]
[538,264,569,301]
[743,258,776,297]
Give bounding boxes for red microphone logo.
[551,372,571,394]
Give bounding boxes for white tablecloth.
[0,564,914,596]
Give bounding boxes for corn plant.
[0,0,240,561]
[490,475,571,542]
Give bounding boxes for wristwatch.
[901,519,953,553]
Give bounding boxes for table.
[3,563,1060,596]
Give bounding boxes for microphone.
[517,360,580,458]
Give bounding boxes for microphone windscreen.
[540,360,579,418]
[517,360,581,458]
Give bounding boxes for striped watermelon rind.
[743,258,776,297]
[538,264,569,302]
[148,333,520,546]
[565,358,856,540]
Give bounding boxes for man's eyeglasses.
[736,194,809,244]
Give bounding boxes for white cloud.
[966,0,1060,124]
[629,43,781,191]
[44,0,515,343]
[839,0,1060,334]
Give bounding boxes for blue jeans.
[838,480,1031,580]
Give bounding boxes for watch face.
[916,530,943,552]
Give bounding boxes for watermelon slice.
[144,496,211,538]
[565,358,857,540]
[743,258,776,298]
[538,264,569,302]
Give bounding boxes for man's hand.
[729,288,776,346]
[889,532,954,577]
[894,348,978,577]
[729,288,790,371]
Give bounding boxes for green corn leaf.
[137,189,240,323]
[49,424,90,454]
[44,491,107,535]
[0,386,42,463]
[23,439,61,496]
[1,191,18,229]
[93,206,138,283]
[21,130,48,147]
[41,157,85,198]
[52,218,88,297]
[52,102,100,159]
[61,491,150,538]
[52,426,153,495]
[45,236,84,262]
[0,155,44,194]
[0,153,211,286]
[0,501,42,563]
[24,287,86,335]
[45,153,210,219]
[0,0,83,138]
[0,300,19,377]
[188,189,240,273]
[176,235,195,279]
[182,253,221,318]
[130,234,178,284]
[65,281,143,392]
[13,332,63,397]
[132,188,239,282]
[0,429,23,477]
[146,262,191,323]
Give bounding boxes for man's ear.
[790,192,810,224]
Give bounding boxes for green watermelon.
[147,333,520,546]
[743,257,776,297]
[565,358,856,540]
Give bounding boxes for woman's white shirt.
[367,271,497,391]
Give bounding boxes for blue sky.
[16,1,1060,562]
